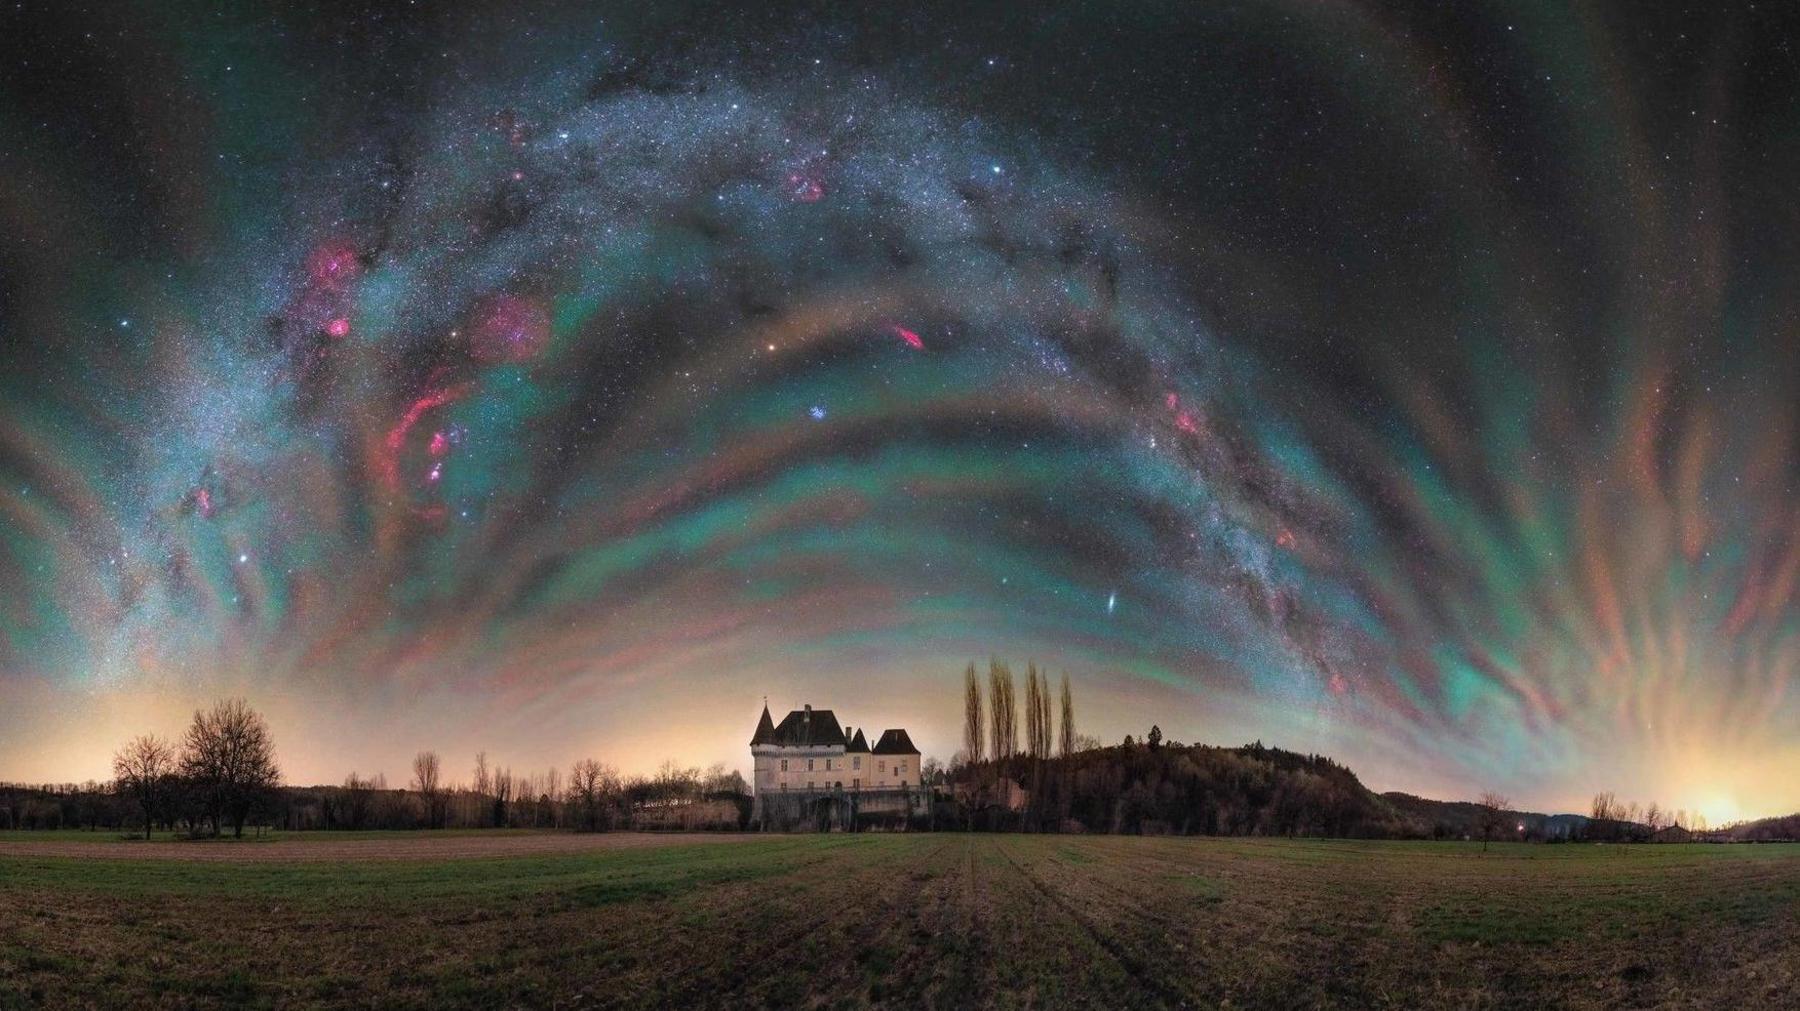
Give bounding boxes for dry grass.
[1,833,1795,1009]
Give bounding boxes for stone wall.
[752,787,932,832]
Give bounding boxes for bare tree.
[1058,672,1075,758]
[989,659,1017,760]
[493,766,513,827]
[962,663,984,765]
[472,751,490,813]
[179,699,281,838]
[544,766,562,828]
[567,758,618,831]
[411,751,443,829]
[1590,791,1617,822]
[1024,662,1046,759]
[112,734,175,840]
[1475,791,1510,851]
[1035,669,1052,760]
[342,772,375,830]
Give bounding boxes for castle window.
[807,758,814,771]
[853,756,860,770]
[780,759,788,772]
[878,760,886,774]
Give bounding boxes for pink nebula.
[471,295,550,362]
[785,171,824,203]
[325,317,351,338]
[306,242,360,290]
[380,384,469,493]
[887,324,924,350]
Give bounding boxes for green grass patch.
[1167,871,1225,903]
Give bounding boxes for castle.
[750,703,920,792]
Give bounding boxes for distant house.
[1652,825,1695,843]
[749,703,921,794]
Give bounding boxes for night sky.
[2,2,1795,820]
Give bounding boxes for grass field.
[2,833,1796,1009]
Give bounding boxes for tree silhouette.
[411,751,443,829]
[962,663,984,765]
[112,734,175,840]
[179,699,280,838]
[1058,672,1074,758]
[1475,791,1510,851]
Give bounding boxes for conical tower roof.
[750,702,776,745]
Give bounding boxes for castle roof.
[749,704,777,746]
[754,705,846,748]
[846,728,870,753]
[871,729,919,755]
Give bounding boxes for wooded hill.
[953,738,1657,841]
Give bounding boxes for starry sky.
[2,2,1796,820]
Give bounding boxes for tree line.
[4,683,1787,842]
[941,662,1773,841]
[1581,791,1711,840]
[37,699,754,837]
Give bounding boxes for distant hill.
[1380,791,1587,840]
[1713,812,1800,842]
[961,739,1614,839]
[964,740,1500,838]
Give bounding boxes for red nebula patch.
[470,295,550,362]
[1165,392,1202,434]
[325,317,351,338]
[785,171,824,202]
[306,242,361,290]
[887,324,924,350]
[380,383,470,494]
